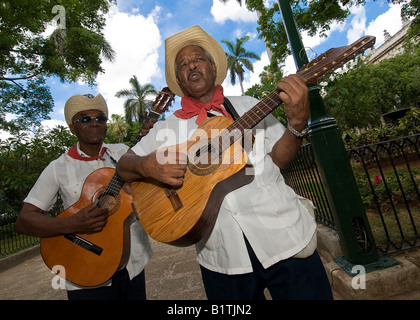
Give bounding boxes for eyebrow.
[177,52,205,65]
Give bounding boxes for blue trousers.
[67,269,146,300]
[200,239,333,300]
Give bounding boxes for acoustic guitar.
[131,36,376,247]
[40,88,174,287]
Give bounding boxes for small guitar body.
[39,88,174,286]
[132,116,254,246]
[40,168,133,287]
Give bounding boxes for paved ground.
[2,236,420,301]
[0,240,206,300]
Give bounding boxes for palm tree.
[115,76,157,124]
[222,36,260,95]
[106,114,127,143]
[219,0,274,61]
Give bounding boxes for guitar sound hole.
[98,193,117,209]
[93,187,121,216]
[195,144,217,168]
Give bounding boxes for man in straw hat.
[117,25,332,299]
[17,93,152,299]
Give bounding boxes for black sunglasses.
[73,115,108,124]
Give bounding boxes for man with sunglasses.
[16,93,153,300]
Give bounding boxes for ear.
[212,62,217,80]
[176,77,188,96]
[68,124,77,136]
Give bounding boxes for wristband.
[287,122,308,138]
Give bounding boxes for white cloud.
[283,55,297,76]
[40,119,68,130]
[346,3,403,47]
[0,130,12,141]
[96,6,162,118]
[211,0,257,24]
[346,5,367,43]
[365,4,403,47]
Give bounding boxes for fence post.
[277,0,380,265]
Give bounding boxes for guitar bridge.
[164,188,183,211]
[64,233,103,256]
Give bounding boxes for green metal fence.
[0,203,62,258]
[1,134,419,258]
[282,133,420,255]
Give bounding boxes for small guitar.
[40,88,174,287]
[131,36,376,247]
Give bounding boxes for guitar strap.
[206,97,240,121]
[223,97,240,120]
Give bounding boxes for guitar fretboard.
[227,89,282,134]
[201,89,282,163]
[102,111,163,200]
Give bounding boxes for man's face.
[175,45,217,100]
[69,109,107,145]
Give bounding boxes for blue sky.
[34,0,408,131]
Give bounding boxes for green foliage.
[0,76,53,133]
[242,0,419,72]
[105,114,129,144]
[0,0,115,133]
[245,66,287,125]
[322,46,420,135]
[345,108,420,148]
[0,126,76,217]
[222,36,261,95]
[115,76,157,124]
[354,167,420,210]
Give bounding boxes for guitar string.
[135,82,301,208]
[95,92,174,210]
[193,89,282,165]
[134,90,285,209]
[133,39,375,211]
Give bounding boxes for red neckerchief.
[67,144,107,161]
[174,85,233,124]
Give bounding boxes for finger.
[165,176,184,188]
[176,152,188,165]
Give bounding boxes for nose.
[89,118,100,127]
[188,60,198,70]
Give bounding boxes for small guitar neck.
[130,111,162,148]
[103,88,174,198]
[104,112,162,197]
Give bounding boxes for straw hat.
[165,25,228,97]
[64,93,108,125]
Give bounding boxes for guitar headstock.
[150,87,175,115]
[297,35,376,84]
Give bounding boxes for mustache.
[188,69,203,79]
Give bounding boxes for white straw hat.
[64,93,108,125]
[165,25,228,97]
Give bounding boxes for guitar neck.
[104,111,162,197]
[227,89,282,133]
[130,111,162,148]
[222,35,377,140]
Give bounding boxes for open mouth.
[188,70,202,81]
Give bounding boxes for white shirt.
[24,143,153,289]
[131,96,315,275]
